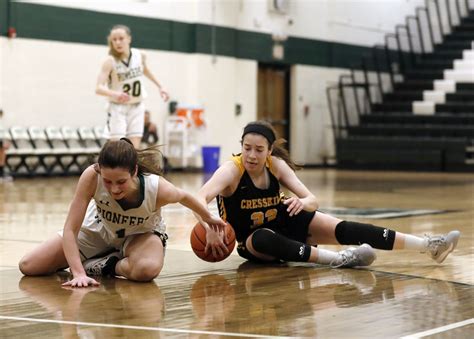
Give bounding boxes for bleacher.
[328,0,474,172]
[3,126,104,177]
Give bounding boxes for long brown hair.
[241,121,300,170]
[107,24,131,59]
[95,139,163,176]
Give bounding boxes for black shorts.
[237,209,316,262]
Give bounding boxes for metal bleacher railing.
[326,0,474,171]
[326,0,473,140]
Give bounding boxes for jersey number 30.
[123,81,141,97]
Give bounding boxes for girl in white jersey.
[96,25,169,149]
[19,139,225,287]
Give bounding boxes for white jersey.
[82,173,165,249]
[108,48,147,104]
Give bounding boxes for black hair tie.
[120,137,133,145]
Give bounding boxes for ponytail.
[96,139,164,176]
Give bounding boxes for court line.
[365,267,473,286]
[400,318,473,338]
[0,315,291,338]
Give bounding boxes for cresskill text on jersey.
[240,195,281,209]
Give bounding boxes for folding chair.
[78,127,101,151]
[8,126,39,176]
[63,126,96,171]
[45,126,76,175]
[93,126,107,147]
[1,127,14,177]
[28,126,55,175]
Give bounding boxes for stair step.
[422,50,465,60]
[444,32,474,41]
[336,136,470,171]
[454,59,474,70]
[372,103,412,112]
[412,60,454,70]
[394,80,434,91]
[454,23,474,32]
[361,113,474,125]
[445,92,474,101]
[348,124,474,138]
[461,14,474,24]
[436,103,474,113]
[405,70,444,80]
[435,41,473,50]
[456,83,474,91]
[383,92,423,102]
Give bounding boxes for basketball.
[190,222,236,262]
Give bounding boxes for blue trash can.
[202,146,220,173]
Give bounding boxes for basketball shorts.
[58,226,167,261]
[237,209,316,262]
[104,102,145,139]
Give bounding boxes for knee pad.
[335,221,395,250]
[251,228,311,262]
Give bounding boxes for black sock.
[103,256,120,276]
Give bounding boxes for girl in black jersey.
[196,121,460,268]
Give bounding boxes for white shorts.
[103,102,145,139]
[57,227,167,261]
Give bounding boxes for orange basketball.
[190,222,236,262]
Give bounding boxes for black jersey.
[217,155,285,242]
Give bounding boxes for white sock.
[315,248,340,265]
[403,234,427,251]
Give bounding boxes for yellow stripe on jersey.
[231,155,246,176]
[218,196,227,221]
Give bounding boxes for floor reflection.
[186,263,467,337]
[15,273,165,338]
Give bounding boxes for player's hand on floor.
[62,275,100,288]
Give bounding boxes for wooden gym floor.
[0,169,473,338]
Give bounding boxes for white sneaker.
[424,230,460,263]
[83,251,121,276]
[330,244,377,268]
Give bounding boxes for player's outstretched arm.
[156,177,225,228]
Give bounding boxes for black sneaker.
[83,251,121,276]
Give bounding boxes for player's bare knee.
[132,259,162,281]
[18,258,29,275]
[19,257,36,276]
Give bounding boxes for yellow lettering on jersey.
[240,194,281,210]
